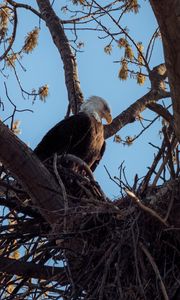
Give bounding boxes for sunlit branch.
[104,89,170,139]
[62,0,124,24]
[36,0,84,113]
[0,7,17,61]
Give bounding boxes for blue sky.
[0,0,166,197]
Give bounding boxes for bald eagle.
[34,96,112,171]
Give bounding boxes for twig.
[4,82,33,128]
[147,103,173,123]
[53,153,68,233]
[164,188,175,222]
[175,146,180,176]
[99,243,121,300]
[146,28,159,62]
[125,189,168,226]
[6,0,42,19]
[140,141,166,194]
[93,0,150,72]
[162,126,176,179]
[0,6,17,61]
[140,242,169,300]
[152,138,178,186]
[131,225,145,297]
[131,114,159,143]
[104,164,129,191]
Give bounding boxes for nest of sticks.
[44,155,180,300]
[0,153,180,299]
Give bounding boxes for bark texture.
[36,0,84,113]
[150,0,180,142]
[0,121,63,226]
[104,89,170,139]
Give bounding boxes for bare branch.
[6,0,42,19]
[0,6,17,61]
[140,243,169,300]
[147,103,172,123]
[36,0,84,113]
[104,89,170,139]
[125,189,168,226]
[152,138,178,186]
[0,256,67,283]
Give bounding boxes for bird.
[34,96,112,171]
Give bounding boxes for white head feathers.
[80,96,112,124]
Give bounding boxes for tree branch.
[36,0,84,113]
[0,121,63,226]
[0,256,67,283]
[125,190,168,226]
[147,102,173,123]
[140,243,169,300]
[6,0,42,19]
[0,6,17,61]
[104,89,170,139]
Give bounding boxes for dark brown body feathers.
[34,112,105,171]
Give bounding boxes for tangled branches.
[0,148,180,299]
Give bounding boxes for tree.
[0,0,179,299]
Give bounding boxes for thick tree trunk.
[150,0,180,142]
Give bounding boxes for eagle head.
[80,96,112,124]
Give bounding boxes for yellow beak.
[105,113,113,124]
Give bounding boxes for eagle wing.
[34,113,93,162]
[90,142,106,171]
